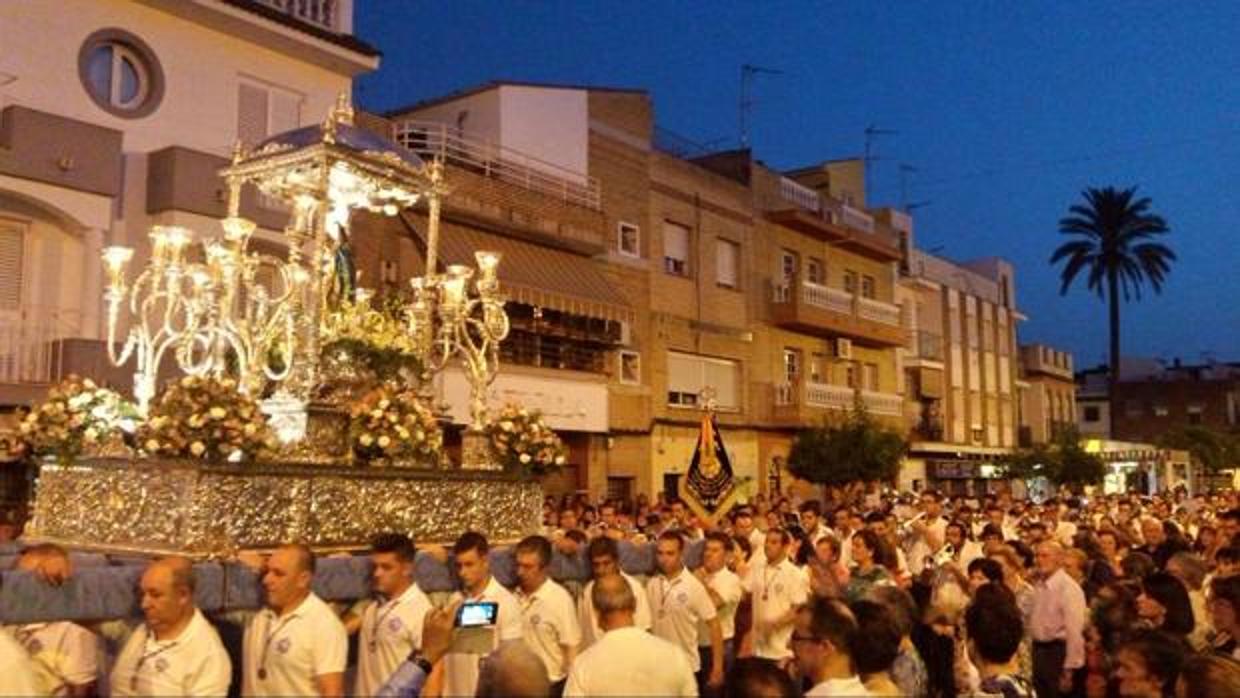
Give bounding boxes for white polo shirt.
[697,567,742,644]
[241,593,347,697]
[110,609,231,697]
[579,571,652,647]
[442,576,523,698]
[516,578,582,682]
[647,567,717,671]
[7,621,99,696]
[354,582,433,696]
[744,557,809,660]
[564,626,697,697]
[0,630,40,697]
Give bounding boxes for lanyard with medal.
[131,631,179,691]
[762,564,780,602]
[258,614,299,681]
[368,597,406,654]
[657,575,682,619]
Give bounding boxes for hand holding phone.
[455,601,499,628]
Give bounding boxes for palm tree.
[1050,186,1174,384]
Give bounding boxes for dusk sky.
[354,2,1240,370]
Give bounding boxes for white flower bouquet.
[348,384,443,465]
[486,403,568,475]
[18,375,139,463]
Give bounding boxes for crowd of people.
[5,484,1240,697]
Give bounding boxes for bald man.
[242,544,347,697]
[565,574,697,697]
[110,556,231,696]
[1029,541,1087,698]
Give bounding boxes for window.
[1153,404,1170,417]
[0,221,24,307]
[606,477,634,503]
[843,270,858,295]
[1188,404,1205,425]
[667,351,740,409]
[238,80,304,147]
[1083,406,1100,422]
[862,362,879,391]
[860,274,876,299]
[806,257,825,285]
[715,238,740,288]
[779,249,799,282]
[810,353,828,383]
[619,350,641,385]
[618,222,640,257]
[663,221,691,277]
[782,349,801,383]
[78,29,164,118]
[845,364,857,389]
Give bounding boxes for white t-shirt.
[516,578,583,682]
[697,567,743,644]
[354,583,433,696]
[442,576,523,697]
[648,568,717,671]
[7,622,98,696]
[908,516,948,575]
[110,609,231,697]
[579,572,652,648]
[564,626,697,697]
[241,593,347,697]
[0,629,41,697]
[744,557,809,660]
[806,674,873,697]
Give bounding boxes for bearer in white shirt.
[241,544,347,697]
[578,537,652,648]
[351,533,433,696]
[440,531,523,698]
[696,531,743,678]
[514,535,582,695]
[7,543,99,697]
[746,528,809,661]
[648,531,724,692]
[110,556,231,697]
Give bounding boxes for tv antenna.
[863,124,897,199]
[739,64,783,148]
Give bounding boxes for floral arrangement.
[18,375,139,462]
[349,384,443,464]
[486,403,568,475]
[321,293,423,383]
[137,375,273,460]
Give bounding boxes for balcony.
[0,306,78,386]
[860,389,904,416]
[0,105,123,197]
[906,330,944,364]
[253,0,340,30]
[764,175,901,261]
[771,380,903,424]
[393,120,601,211]
[771,278,906,347]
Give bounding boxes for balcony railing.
[775,380,855,411]
[778,176,821,213]
[861,389,903,416]
[841,204,874,233]
[774,280,901,330]
[253,0,340,30]
[857,295,901,326]
[392,120,602,211]
[0,306,79,384]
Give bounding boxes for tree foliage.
[1050,186,1174,381]
[786,405,907,486]
[1158,425,1239,475]
[1004,426,1106,490]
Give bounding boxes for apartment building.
[1018,343,1076,445]
[898,249,1023,494]
[0,0,377,407]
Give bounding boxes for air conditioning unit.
[834,337,853,360]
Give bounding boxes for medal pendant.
[258,668,268,680]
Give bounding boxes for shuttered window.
[237,80,303,147]
[666,351,740,409]
[663,221,690,276]
[715,238,739,288]
[0,223,24,308]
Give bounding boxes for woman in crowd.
[851,600,903,696]
[1112,630,1188,698]
[865,585,928,698]
[844,529,893,603]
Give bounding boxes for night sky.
[354,2,1240,370]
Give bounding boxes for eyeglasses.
[790,633,822,645]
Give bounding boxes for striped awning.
[437,226,634,323]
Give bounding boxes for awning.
[438,226,634,323]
